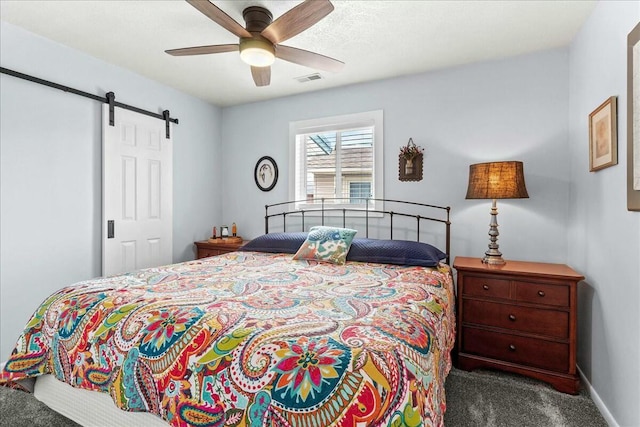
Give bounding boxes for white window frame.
[289,110,384,215]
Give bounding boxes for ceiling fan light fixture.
[239,38,275,67]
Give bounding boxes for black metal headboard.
[264,198,451,264]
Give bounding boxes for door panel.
[103,106,172,276]
[122,156,137,220]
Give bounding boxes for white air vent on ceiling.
[295,73,323,83]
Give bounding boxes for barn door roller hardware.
[1,67,178,139]
[106,92,116,126]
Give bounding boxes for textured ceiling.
[0,0,596,107]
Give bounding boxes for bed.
[1,199,455,427]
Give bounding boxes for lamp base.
[482,254,506,265]
[482,198,506,265]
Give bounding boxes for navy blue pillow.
[346,238,446,267]
[239,232,308,254]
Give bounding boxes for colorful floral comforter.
[1,251,455,427]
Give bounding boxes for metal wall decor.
[399,138,424,182]
[254,156,278,191]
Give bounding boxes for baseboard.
[578,365,618,427]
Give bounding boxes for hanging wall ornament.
[399,138,424,182]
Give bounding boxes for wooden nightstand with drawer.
[195,239,249,259]
[453,256,584,394]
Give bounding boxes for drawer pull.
[482,285,490,290]
[509,344,516,352]
[538,290,546,297]
[508,314,517,321]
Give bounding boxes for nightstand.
[194,239,249,259]
[453,256,584,394]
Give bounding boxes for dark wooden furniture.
[453,256,584,394]
[195,239,248,259]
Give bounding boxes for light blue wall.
[221,49,571,265]
[0,22,222,358]
[568,2,640,426]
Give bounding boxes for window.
[349,182,371,204]
[289,111,383,212]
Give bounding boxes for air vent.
[295,73,323,83]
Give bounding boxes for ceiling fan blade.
[261,0,334,44]
[251,66,271,87]
[276,45,344,73]
[165,44,239,56]
[186,0,251,39]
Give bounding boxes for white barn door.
[102,105,173,276]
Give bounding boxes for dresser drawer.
[515,281,569,307]
[195,240,248,259]
[462,327,569,372]
[462,275,511,299]
[463,299,569,338]
[199,248,225,258]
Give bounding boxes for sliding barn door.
[102,105,173,276]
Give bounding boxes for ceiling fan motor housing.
[239,6,276,67]
[243,6,273,33]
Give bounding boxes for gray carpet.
[0,368,607,426]
[0,382,81,427]
[444,368,608,427]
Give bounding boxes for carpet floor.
[0,368,608,426]
[444,368,607,427]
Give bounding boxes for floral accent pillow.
[292,226,357,265]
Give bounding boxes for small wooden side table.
[453,256,584,394]
[194,239,249,259]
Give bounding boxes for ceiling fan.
[166,0,344,87]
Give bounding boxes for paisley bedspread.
[1,251,455,427]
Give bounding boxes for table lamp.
[465,161,529,265]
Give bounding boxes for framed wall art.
[254,156,278,192]
[399,154,423,181]
[628,22,640,211]
[398,138,424,182]
[589,96,617,172]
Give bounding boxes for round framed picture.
[254,156,278,192]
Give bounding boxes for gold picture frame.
[589,96,617,172]
[627,22,640,211]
